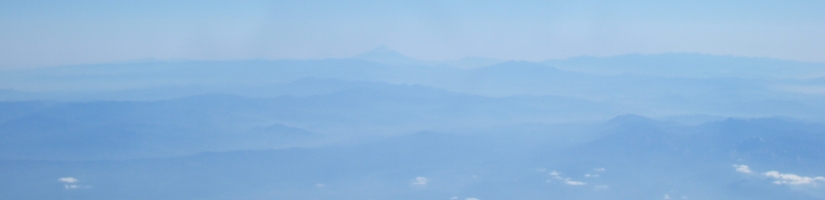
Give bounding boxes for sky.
[1,0,825,69]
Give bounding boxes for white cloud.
[764,171,825,185]
[594,168,606,172]
[549,171,564,180]
[58,177,78,183]
[663,194,671,199]
[412,177,428,186]
[547,170,586,186]
[315,183,326,188]
[731,165,825,186]
[564,179,587,186]
[65,185,79,189]
[732,165,752,174]
[585,173,599,178]
[57,177,90,190]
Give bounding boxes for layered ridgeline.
[0,82,612,160]
[1,51,825,199]
[1,52,824,122]
[2,116,825,199]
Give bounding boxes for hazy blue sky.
[2,0,824,68]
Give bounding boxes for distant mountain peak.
[354,46,430,66]
[356,46,399,57]
[604,114,650,124]
[602,114,670,130]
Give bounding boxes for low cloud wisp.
[764,171,825,186]
[58,177,90,190]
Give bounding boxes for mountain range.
[1,50,825,199]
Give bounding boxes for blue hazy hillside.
[2,116,825,200]
[0,80,614,160]
[545,53,825,79]
[2,52,824,121]
[1,52,825,199]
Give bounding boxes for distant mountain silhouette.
[544,53,825,79]
[355,46,433,66]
